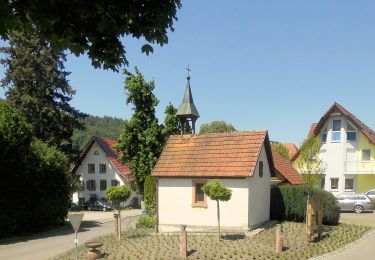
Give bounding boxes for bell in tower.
[176,67,200,134]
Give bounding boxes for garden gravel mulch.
[54,222,371,260]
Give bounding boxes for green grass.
[54,222,371,260]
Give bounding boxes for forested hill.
[72,115,123,151]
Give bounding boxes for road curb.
[309,227,375,259]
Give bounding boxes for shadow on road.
[0,220,104,246]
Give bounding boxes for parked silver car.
[365,189,375,201]
[336,194,373,214]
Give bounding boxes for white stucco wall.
[72,142,139,206]
[318,115,358,194]
[248,144,271,228]
[158,178,249,231]
[157,144,272,231]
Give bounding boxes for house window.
[99,164,106,173]
[88,164,95,173]
[100,180,107,191]
[94,150,99,155]
[86,180,96,191]
[347,123,357,141]
[362,150,371,161]
[330,178,339,190]
[321,126,327,143]
[332,120,341,142]
[345,179,354,191]
[78,197,85,205]
[259,161,264,177]
[192,180,207,208]
[320,177,325,189]
[111,179,120,186]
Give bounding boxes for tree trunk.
[217,200,220,242]
[118,208,121,241]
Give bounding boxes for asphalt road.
[0,209,141,260]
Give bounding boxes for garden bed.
[54,222,371,259]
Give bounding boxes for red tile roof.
[71,136,132,180]
[313,102,375,146]
[283,143,298,158]
[292,102,375,162]
[307,123,318,140]
[272,149,304,185]
[152,131,275,178]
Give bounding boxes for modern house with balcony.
[293,102,375,194]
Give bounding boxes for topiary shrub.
[270,185,340,225]
[106,185,131,240]
[136,215,156,228]
[144,176,156,215]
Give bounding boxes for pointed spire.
[177,68,200,118]
[176,68,200,134]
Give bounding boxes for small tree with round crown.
[201,180,232,241]
[106,186,131,240]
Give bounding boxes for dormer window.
[332,120,341,142]
[347,123,357,141]
[321,126,327,143]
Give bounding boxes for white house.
[71,136,139,207]
[293,102,375,195]
[152,131,275,232]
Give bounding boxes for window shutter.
[86,180,90,190]
[93,180,96,191]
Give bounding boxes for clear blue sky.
[1,0,375,146]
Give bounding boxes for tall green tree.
[199,120,236,134]
[0,101,73,238]
[271,142,290,161]
[116,68,163,195]
[0,29,86,156]
[296,137,325,195]
[0,1,181,71]
[161,102,191,142]
[162,103,180,139]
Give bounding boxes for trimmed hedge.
[144,176,156,215]
[136,215,155,228]
[270,185,340,225]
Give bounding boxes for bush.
[0,102,72,238]
[144,176,156,215]
[136,215,155,228]
[270,185,340,225]
[106,186,131,208]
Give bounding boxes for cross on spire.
[186,66,191,79]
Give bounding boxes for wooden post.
[306,197,314,243]
[179,225,187,259]
[113,213,119,237]
[275,224,284,253]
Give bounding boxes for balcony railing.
[345,160,375,174]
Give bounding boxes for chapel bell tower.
[176,67,200,134]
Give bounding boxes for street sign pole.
[75,231,78,260]
[68,213,84,260]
